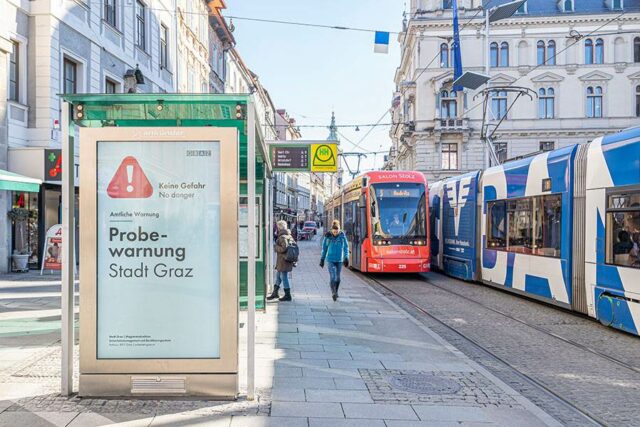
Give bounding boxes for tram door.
[353,195,366,270]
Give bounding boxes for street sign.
[268,141,338,173]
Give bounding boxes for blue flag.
[374,31,390,54]
[452,0,463,91]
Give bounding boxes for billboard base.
[79,373,238,399]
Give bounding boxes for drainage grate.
[388,373,461,395]
[131,376,186,394]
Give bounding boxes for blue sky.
[224,1,403,174]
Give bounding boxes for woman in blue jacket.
[320,220,350,301]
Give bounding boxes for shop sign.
[96,141,221,359]
[44,149,79,182]
[41,224,62,272]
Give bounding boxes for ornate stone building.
[388,0,640,182]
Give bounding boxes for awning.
[0,169,42,192]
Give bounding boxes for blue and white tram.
[429,127,640,335]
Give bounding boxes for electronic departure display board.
[271,146,309,170]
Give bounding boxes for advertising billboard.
[96,141,221,359]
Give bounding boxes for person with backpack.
[268,220,297,302]
[319,220,350,301]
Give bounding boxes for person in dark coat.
[268,220,295,302]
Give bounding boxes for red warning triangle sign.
[107,156,153,199]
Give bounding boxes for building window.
[540,141,555,152]
[494,142,508,163]
[547,40,556,65]
[500,42,509,67]
[490,42,499,67]
[442,143,458,170]
[538,88,555,119]
[595,38,604,64]
[636,85,640,117]
[586,86,603,118]
[605,191,640,269]
[487,195,562,257]
[9,41,19,102]
[136,0,146,50]
[160,24,168,68]
[585,39,594,64]
[491,91,508,120]
[537,40,546,65]
[105,78,117,94]
[104,0,117,27]
[612,0,623,10]
[563,0,574,12]
[440,43,449,68]
[635,37,640,62]
[63,58,77,94]
[442,0,453,9]
[440,90,457,118]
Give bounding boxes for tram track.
[359,272,614,427]
[418,274,640,375]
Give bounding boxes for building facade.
[2,0,230,272]
[389,0,640,183]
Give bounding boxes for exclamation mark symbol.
[126,165,134,193]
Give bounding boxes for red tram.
[325,171,430,273]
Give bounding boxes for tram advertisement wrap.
[96,141,221,359]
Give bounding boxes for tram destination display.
[271,145,309,170]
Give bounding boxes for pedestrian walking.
[268,220,296,302]
[319,220,350,301]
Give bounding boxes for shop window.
[10,192,39,266]
[441,143,458,170]
[606,191,640,268]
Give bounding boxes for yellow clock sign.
[311,143,338,172]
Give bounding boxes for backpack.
[284,237,300,264]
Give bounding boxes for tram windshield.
[370,183,427,239]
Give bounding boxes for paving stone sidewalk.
[0,240,561,426]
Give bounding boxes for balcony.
[435,117,468,133]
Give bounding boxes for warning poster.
[96,141,220,359]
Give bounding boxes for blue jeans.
[275,271,290,290]
[328,261,342,285]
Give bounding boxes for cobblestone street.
[366,272,640,426]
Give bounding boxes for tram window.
[508,199,533,254]
[487,195,562,258]
[487,201,507,249]
[370,183,427,239]
[532,195,562,257]
[606,191,640,269]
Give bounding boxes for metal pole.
[246,101,256,401]
[484,8,491,169]
[61,102,75,395]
